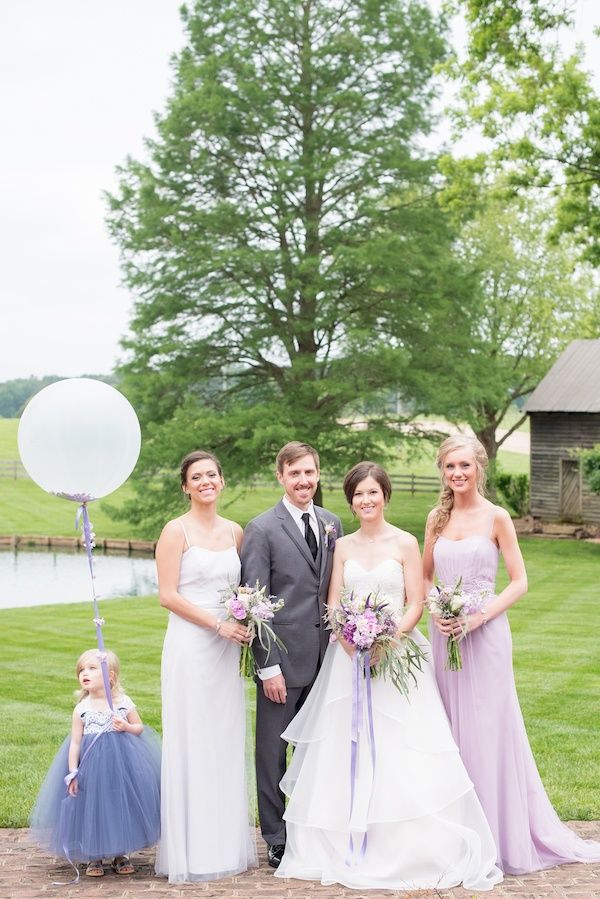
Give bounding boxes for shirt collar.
[282,495,316,524]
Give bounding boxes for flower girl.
[30,649,161,877]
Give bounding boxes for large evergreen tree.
[106,0,465,521]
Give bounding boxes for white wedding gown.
[155,539,257,882]
[276,559,503,891]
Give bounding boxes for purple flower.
[227,598,248,620]
[252,601,275,621]
[342,622,356,643]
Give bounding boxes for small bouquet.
[221,581,286,677]
[326,589,426,699]
[426,577,491,671]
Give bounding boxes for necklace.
[362,530,387,544]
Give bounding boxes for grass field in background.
[1,418,527,539]
[1,536,599,827]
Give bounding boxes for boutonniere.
[322,521,337,550]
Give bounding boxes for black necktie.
[301,512,318,559]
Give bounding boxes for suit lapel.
[275,500,318,571]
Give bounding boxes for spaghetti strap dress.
[155,522,257,883]
[431,508,600,874]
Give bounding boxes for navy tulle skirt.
[30,729,161,861]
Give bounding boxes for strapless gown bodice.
[342,558,406,612]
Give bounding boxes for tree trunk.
[314,481,323,508]
[475,422,498,499]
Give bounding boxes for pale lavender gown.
[431,511,600,875]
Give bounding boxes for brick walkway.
[2,825,599,899]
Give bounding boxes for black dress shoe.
[267,844,285,868]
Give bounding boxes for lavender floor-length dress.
[431,517,600,875]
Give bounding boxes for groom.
[240,441,342,867]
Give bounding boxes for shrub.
[494,471,530,517]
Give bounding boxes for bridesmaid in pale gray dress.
[155,451,257,883]
[423,434,600,874]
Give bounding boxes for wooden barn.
[525,339,600,524]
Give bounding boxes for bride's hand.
[368,644,383,668]
[339,636,356,659]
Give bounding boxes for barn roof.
[525,339,600,413]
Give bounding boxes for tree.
[400,185,598,463]
[0,374,117,419]
[445,0,600,267]
[579,445,600,495]
[106,0,468,517]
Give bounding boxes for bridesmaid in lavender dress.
[423,434,600,875]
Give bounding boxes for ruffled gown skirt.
[276,637,503,891]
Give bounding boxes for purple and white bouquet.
[326,589,426,699]
[221,581,286,677]
[426,576,491,671]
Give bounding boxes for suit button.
[315,622,320,628]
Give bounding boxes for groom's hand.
[263,673,287,704]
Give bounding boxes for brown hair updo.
[343,461,392,505]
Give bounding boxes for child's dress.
[30,694,161,862]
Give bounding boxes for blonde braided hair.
[429,435,488,538]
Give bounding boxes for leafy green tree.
[106,0,466,515]
[445,0,600,267]
[401,186,598,462]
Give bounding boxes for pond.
[0,546,157,610]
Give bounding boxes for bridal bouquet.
[326,589,426,699]
[221,581,286,677]
[426,577,491,671]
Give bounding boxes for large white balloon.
[18,378,141,501]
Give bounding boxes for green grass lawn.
[5,415,593,829]
[1,537,598,827]
[0,418,18,455]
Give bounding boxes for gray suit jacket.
[240,500,343,688]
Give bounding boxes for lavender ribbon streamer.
[76,502,113,711]
[54,721,113,886]
[346,649,376,867]
[50,502,115,883]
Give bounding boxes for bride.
[275,461,503,892]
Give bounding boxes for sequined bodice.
[76,694,134,735]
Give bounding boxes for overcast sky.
[1,1,599,382]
